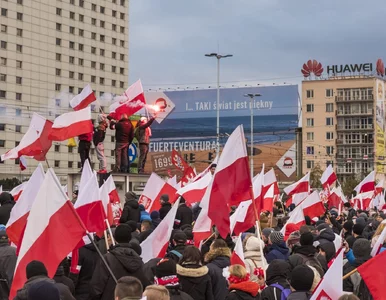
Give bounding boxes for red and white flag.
[70,85,96,111]
[262,184,275,213]
[79,159,94,195]
[352,191,374,210]
[262,168,280,197]
[373,191,386,211]
[105,176,122,225]
[321,165,337,189]
[193,155,219,182]
[109,79,146,120]
[167,175,180,190]
[310,249,344,300]
[284,173,310,206]
[140,199,180,263]
[176,172,212,205]
[230,200,253,235]
[280,205,305,236]
[1,113,53,161]
[48,107,93,141]
[371,220,386,257]
[253,165,265,216]
[138,173,177,213]
[327,185,347,209]
[300,191,325,219]
[19,156,27,171]
[9,182,27,202]
[375,178,385,195]
[10,169,86,299]
[192,183,213,245]
[6,164,45,246]
[230,234,245,267]
[354,171,375,194]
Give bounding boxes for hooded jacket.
[0,239,16,297]
[176,264,214,300]
[166,286,194,300]
[260,260,291,300]
[287,291,312,300]
[54,266,75,295]
[113,118,134,144]
[0,193,15,226]
[120,200,141,224]
[204,247,231,300]
[288,245,326,277]
[175,204,193,229]
[243,236,268,283]
[225,281,259,300]
[265,242,290,263]
[314,226,335,245]
[160,202,172,220]
[89,243,150,300]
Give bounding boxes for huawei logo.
[301,59,324,77]
[376,58,385,76]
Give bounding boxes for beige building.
[0,0,129,183]
[302,76,386,182]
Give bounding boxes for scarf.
[155,275,179,287]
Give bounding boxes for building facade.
[0,0,129,183]
[302,76,386,182]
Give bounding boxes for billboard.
[141,85,299,180]
[376,80,385,173]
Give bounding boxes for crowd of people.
[0,187,385,300]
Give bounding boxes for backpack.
[298,253,325,278]
[270,283,291,300]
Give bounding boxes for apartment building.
[0,0,129,182]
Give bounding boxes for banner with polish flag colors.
[138,173,177,213]
[176,172,212,205]
[70,84,96,111]
[6,164,45,246]
[231,200,253,235]
[262,184,275,213]
[299,191,326,219]
[284,172,310,206]
[105,175,122,225]
[192,182,213,245]
[280,205,305,237]
[327,185,347,209]
[253,165,265,216]
[10,169,87,299]
[140,199,180,263]
[352,191,374,210]
[230,234,245,267]
[79,159,94,195]
[48,107,93,141]
[375,177,385,195]
[262,168,280,197]
[109,79,146,120]
[354,170,375,194]
[9,182,27,201]
[19,156,27,171]
[1,113,53,161]
[371,220,386,257]
[320,164,337,189]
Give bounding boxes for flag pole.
[45,158,50,169]
[105,219,116,246]
[342,268,357,280]
[103,230,110,251]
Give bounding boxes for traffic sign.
[128,144,137,163]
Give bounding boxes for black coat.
[143,258,161,284]
[0,242,16,289]
[175,204,193,228]
[0,192,15,226]
[54,266,75,295]
[112,118,134,144]
[176,264,214,300]
[165,244,186,263]
[288,245,326,277]
[159,202,172,220]
[89,243,150,300]
[120,200,141,224]
[260,260,291,300]
[287,291,311,300]
[166,286,194,300]
[343,256,373,299]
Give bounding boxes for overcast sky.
[129,0,386,90]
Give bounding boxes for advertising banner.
[376,80,385,173]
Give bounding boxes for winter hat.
[290,265,314,291]
[284,223,298,241]
[353,223,365,236]
[300,232,314,246]
[286,230,301,248]
[114,224,132,243]
[125,191,138,202]
[150,211,160,220]
[355,217,366,227]
[27,280,60,300]
[269,231,284,245]
[343,220,354,232]
[265,260,291,284]
[26,261,48,279]
[126,220,138,232]
[160,194,169,202]
[315,220,325,227]
[154,259,179,287]
[262,228,274,239]
[172,231,187,244]
[353,238,371,258]
[317,223,330,232]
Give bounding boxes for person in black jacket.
[110,114,134,173]
[287,265,314,300]
[346,223,366,249]
[135,116,156,173]
[53,263,75,296]
[344,202,356,221]
[89,225,150,300]
[159,195,172,220]
[93,114,108,173]
[166,231,187,262]
[175,198,193,229]
[260,259,291,300]
[0,192,15,226]
[120,192,141,224]
[0,228,16,299]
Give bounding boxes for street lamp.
[244,93,261,177]
[205,53,233,155]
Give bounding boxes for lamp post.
[205,53,233,155]
[244,93,261,178]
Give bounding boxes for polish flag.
[105,176,122,225]
[327,185,347,209]
[19,156,27,171]
[10,182,27,202]
[193,183,213,245]
[300,191,325,219]
[1,113,53,161]
[193,155,219,182]
[375,178,384,195]
[74,174,106,233]
[280,205,305,236]
[70,85,96,111]
[262,168,280,197]
[167,175,180,190]
[48,107,93,141]
[138,173,177,213]
[10,169,86,299]
[230,234,245,267]
[207,125,253,238]
[253,165,265,216]
[354,171,375,194]
[375,191,386,211]
[231,200,253,235]
[284,173,310,206]
[262,184,275,213]
[109,79,146,120]
[176,172,212,205]
[371,220,386,257]
[321,165,337,189]
[310,249,344,300]
[79,159,94,195]
[99,179,114,227]
[352,191,374,210]
[140,199,180,263]
[6,164,45,246]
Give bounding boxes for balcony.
[336,124,374,131]
[335,96,374,103]
[336,109,374,116]
[336,139,374,146]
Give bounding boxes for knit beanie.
[26,261,48,279]
[154,259,179,287]
[262,228,274,239]
[353,238,371,258]
[343,220,354,232]
[114,224,132,243]
[290,265,314,291]
[300,232,314,246]
[353,223,365,236]
[150,211,160,220]
[27,280,60,300]
[269,231,284,245]
[125,191,138,202]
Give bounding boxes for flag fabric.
[167,175,179,190]
[193,155,219,182]
[262,184,275,213]
[300,191,325,219]
[310,249,344,300]
[253,165,265,216]
[231,200,253,235]
[140,199,180,263]
[357,250,386,300]
[70,84,96,111]
[327,185,346,209]
[138,173,177,212]
[99,179,114,227]
[176,172,212,205]
[78,159,94,195]
[207,125,253,238]
[179,167,197,187]
[371,220,386,257]
[9,182,27,201]
[354,171,375,194]
[230,234,245,267]
[262,168,280,197]
[105,176,122,225]
[109,79,146,120]
[192,183,213,246]
[6,164,45,246]
[171,149,189,172]
[1,113,53,161]
[280,206,305,236]
[19,156,27,171]
[375,178,384,195]
[320,165,337,189]
[48,107,93,141]
[284,173,310,206]
[333,234,342,253]
[10,169,86,299]
[352,191,374,210]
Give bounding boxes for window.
[0,124,4,131]
[91,32,96,40]
[69,56,75,64]
[111,136,115,142]
[69,71,74,79]
[100,21,105,28]
[112,80,116,87]
[1,25,7,33]
[79,14,84,22]
[91,75,96,83]
[91,105,96,112]
[99,92,104,97]
[326,132,334,140]
[120,81,124,88]
[0,57,6,65]
[306,118,314,127]
[100,6,105,13]
[91,18,96,25]
[306,146,314,155]
[121,0,125,5]
[100,49,105,56]
[79,0,84,7]
[99,63,104,70]
[0,74,5,82]
[326,161,333,167]
[15,125,21,133]
[69,86,74,93]
[16,60,22,69]
[15,108,21,116]
[79,44,83,51]
[56,23,61,31]
[91,61,96,68]
[306,104,314,112]
[55,68,61,76]
[326,89,333,98]
[326,146,334,155]
[54,145,60,152]
[112,10,117,17]
[16,28,23,36]
[78,87,82,94]
[100,35,105,42]
[16,93,22,100]
[112,66,116,72]
[70,0,75,4]
[326,103,334,112]
[120,12,125,20]
[54,160,60,168]
[306,90,314,99]
[56,38,61,46]
[120,54,124,61]
[70,11,75,19]
[326,117,334,126]
[68,147,73,153]
[120,40,125,47]
[112,52,117,59]
[91,47,96,54]
[79,29,84,37]
[306,160,314,169]
[56,53,61,61]
[69,41,75,49]
[16,77,22,84]
[0,140,5,147]
[120,26,125,33]
[78,73,83,80]
[0,41,6,49]
[17,0,23,4]
[306,132,314,141]
[1,8,7,17]
[55,84,61,91]
[68,161,73,168]
[78,58,83,66]
[0,91,5,98]
[100,78,104,85]
[77,162,81,168]
[112,38,117,45]
[0,106,5,114]
[56,8,62,15]
[91,3,96,11]
[16,44,22,52]
[70,26,75,34]
[120,68,124,75]
[17,12,23,20]
[112,24,116,31]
